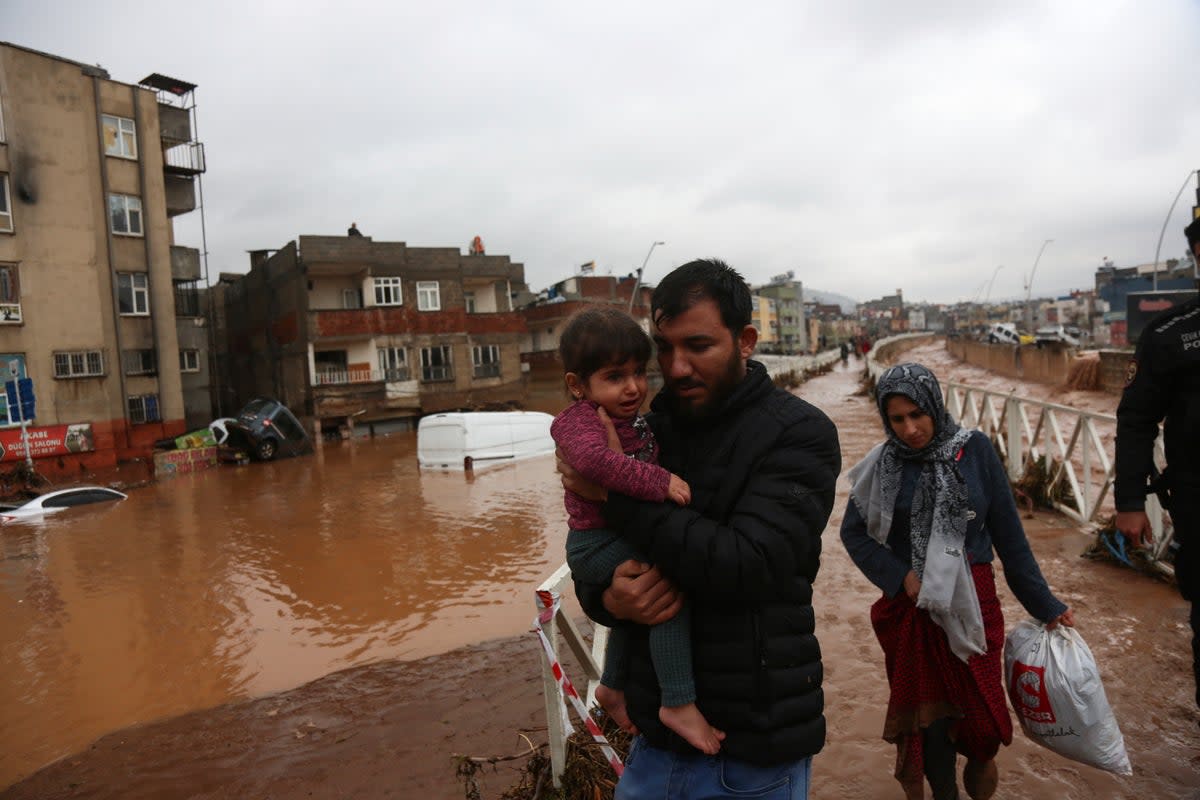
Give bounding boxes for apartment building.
[754,274,808,353]
[750,294,778,350]
[220,235,531,435]
[0,43,204,475]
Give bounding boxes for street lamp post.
[1024,239,1053,331]
[628,241,665,313]
[1151,168,1199,290]
[984,265,1004,305]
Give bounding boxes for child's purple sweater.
[550,400,671,530]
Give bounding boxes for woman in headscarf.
[841,363,1075,800]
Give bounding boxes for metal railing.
[163,141,206,174]
[534,565,609,789]
[864,334,1173,566]
[944,382,1173,564]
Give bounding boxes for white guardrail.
[866,334,1174,563]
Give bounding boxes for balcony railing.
[163,141,206,175]
[314,367,414,386]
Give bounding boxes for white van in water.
[417,411,556,470]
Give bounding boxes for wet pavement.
[2,348,1198,798]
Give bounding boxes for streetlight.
[984,265,1004,304]
[1024,239,1053,331]
[1151,168,1199,290]
[628,241,665,313]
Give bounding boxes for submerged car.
[1035,325,1085,347]
[0,486,127,522]
[226,398,313,461]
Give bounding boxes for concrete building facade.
[754,274,807,353]
[220,235,532,436]
[0,43,201,475]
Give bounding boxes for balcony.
[171,245,201,281]
[313,366,412,386]
[164,174,196,217]
[157,102,194,145]
[164,141,206,176]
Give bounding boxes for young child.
[551,306,724,755]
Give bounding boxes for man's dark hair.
[558,306,652,381]
[1186,217,1200,249]
[651,259,752,338]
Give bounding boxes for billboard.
[1126,290,1198,345]
[0,424,95,463]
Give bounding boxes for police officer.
[1115,216,1200,714]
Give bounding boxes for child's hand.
[668,474,691,506]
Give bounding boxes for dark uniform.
[1115,293,1200,709]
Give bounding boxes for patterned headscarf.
[873,362,972,579]
[848,362,985,661]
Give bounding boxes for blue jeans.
[615,735,812,799]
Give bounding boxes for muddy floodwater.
[2,351,1199,798]
[0,436,568,788]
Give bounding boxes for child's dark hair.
[558,306,652,381]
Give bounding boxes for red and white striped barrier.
[534,587,624,777]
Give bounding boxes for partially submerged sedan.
[0,486,127,523]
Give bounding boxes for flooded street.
[0,435,568,789]
[2,347,1199,799]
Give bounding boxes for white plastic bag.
[1004,620,1132,775]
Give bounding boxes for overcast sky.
[7,0,1199,304]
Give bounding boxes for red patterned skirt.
[870,563,1013,787]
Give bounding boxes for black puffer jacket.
[576,360,840,764]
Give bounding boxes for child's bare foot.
[659,703,725,755]
[595,685,638,735]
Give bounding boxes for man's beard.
[670,351,744,421]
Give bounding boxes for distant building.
[517,273,655,388]
[218,235,531,436]
[754,272,807,353]
[1094,261,1195,346]
[0,42,206,475]
[750,295,778,349]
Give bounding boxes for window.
[174,281,199,317]
[464,292,476,313]
[373,277,402,306]
[377,346,409,381]
[0,263,19,323]
[417,281,441,311]
[472,345,500,378]
[108,194,143,236]
[0,353,26,424]
[342,288,362,309]
[179,349,200,373]
[420,345,453,381]
[127,394,161,424]
[117,272,149,315]
[101,114,137,159]
[0,174,11,232]
[122,349,157,376]
[54,350,105,379]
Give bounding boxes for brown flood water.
[0,434,568,789]
[2,357,1199,798]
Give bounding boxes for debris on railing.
[1082,514,1177,582]
[478,711,631,800]
[1014,454,1075,511]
